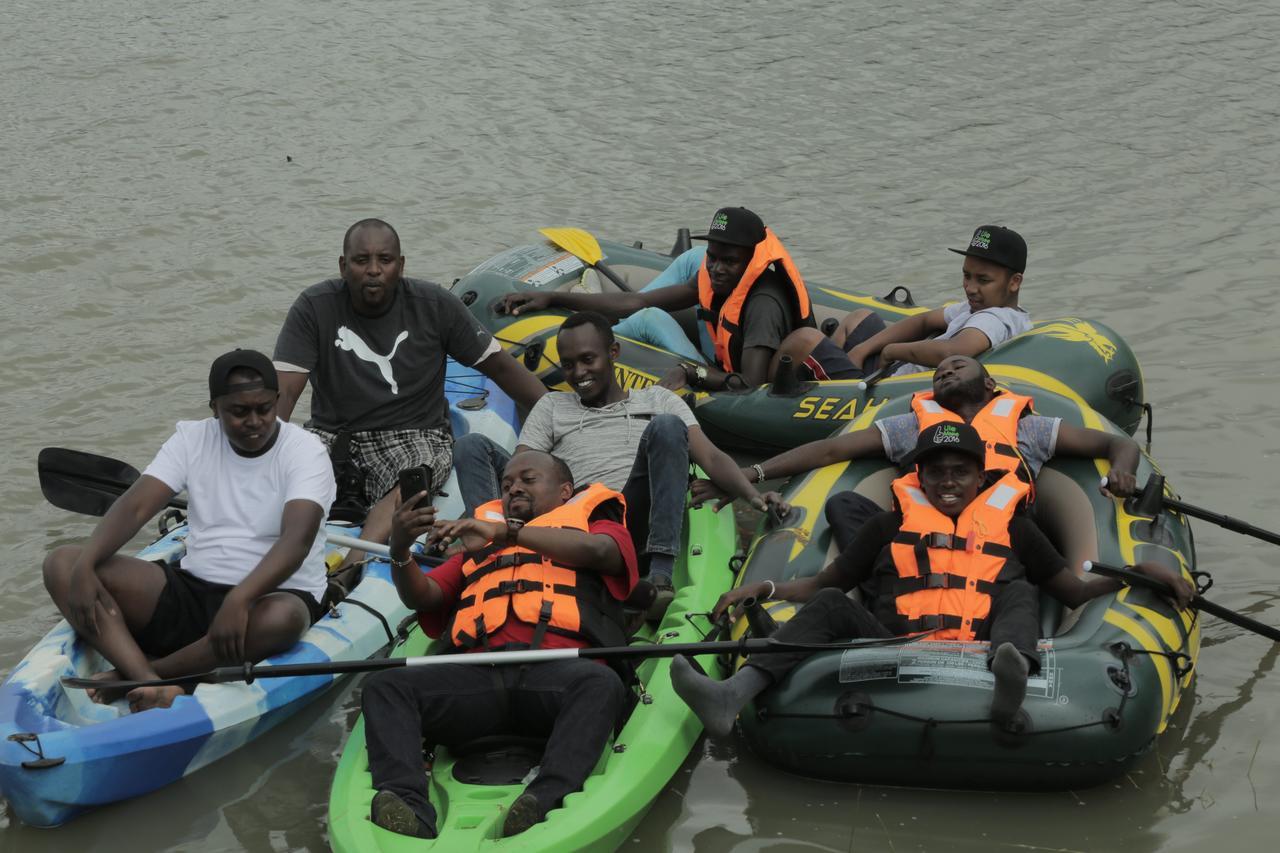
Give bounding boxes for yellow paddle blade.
[539,227,603,266]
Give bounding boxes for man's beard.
[936,376,989,409]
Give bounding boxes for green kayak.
[327,499,738,851]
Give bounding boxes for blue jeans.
[361,658,626,832]
[453,415,690,583]
[612,307,706,363]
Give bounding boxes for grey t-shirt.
[517,386,700,490]
[273,277,494,432]
[892,303,1032,376]
[876,412,1062,476]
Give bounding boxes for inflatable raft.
[454,235,1148,452]
[327,496,738,851]
[0,360,520,827]
[728,382,1198,790]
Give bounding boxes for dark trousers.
[361,659,627,830]
[747,581,1042,684]
[453,415,689,577]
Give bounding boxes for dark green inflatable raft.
[454,234,1148,452]
[727,382,1199,790]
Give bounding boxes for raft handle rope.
[6,732,66,770]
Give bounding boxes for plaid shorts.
[309,426,453,503]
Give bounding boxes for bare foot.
[126,685,185,713]
[85,670,126,705]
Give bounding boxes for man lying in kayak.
[42,350,336,712]
[692,354,1140,570]
[362,449,635,839]
[774,224,1030,381]
[454,311,784,618]
[672,422,1194,732]
[501,206,816,392]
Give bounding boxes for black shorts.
[135,561,325,658]
[797,313,887,381]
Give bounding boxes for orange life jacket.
[910,390,1035,492]
[695,228,814,372]
[447,483,628,652]
[887,470,1031,642]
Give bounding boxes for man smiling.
[42,350,336,712]
[671,422,1193,733]
[454,311,783,616]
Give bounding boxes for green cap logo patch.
[709,212,730,231]
[969,229,992,250]
[935,423,961,444]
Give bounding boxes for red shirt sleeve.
[588,518,638,601]
[415,553,465,639]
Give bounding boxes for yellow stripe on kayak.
[814,287,926,317]
[782,399,889,561]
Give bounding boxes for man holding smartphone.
[362,449,636,839]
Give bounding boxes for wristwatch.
[682,362,709,387]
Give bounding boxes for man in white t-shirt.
[42,350,337,712]
[776,225,1031,381]
[453,312,785,617]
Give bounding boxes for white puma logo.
[334,326,409,394]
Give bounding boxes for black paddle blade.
[38,448,143,517]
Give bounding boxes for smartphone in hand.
[397,465,434,506]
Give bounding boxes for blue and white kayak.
[0,359,519,827]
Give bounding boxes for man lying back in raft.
[273,218,547,566]
[43,350,336,712]
[454,311,785,618]
[361,449,636,839]
[501,206,816,392]
[672,422,1194,732]
[692,355,1140,569]
[775,224,1030,381]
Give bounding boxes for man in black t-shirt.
[499,207,814,392]
[669,423,1193,732]
[273,219,546,557]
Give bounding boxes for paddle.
[1120,473,1280,547]
[62,632,927,691]
[856,360,902,393]
[1085,560,1280,642]
[539,227,634,292]
[37,447,392,558]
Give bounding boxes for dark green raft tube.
[454,236,1147,452]
[726,384,1198,790]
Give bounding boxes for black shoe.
[502,792,542,837]
[646,580,675,622]
[371,790,436,839]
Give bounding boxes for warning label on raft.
[469,245,584,286]
[839,640,1058,699]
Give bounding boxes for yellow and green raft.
[728,382,1198,789]
[454,234,1148,453]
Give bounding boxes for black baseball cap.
[208,349,279,400]
[948,225,1027,273]
[691,206,767,248]
[905,422,987,468]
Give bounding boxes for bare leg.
[333,489,396,571]
[831,309,874,348]
[128,592,311,711]
[768,327,829,377]
[43,546,170,698]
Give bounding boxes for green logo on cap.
[970,229,992,250]
[710,212,729,231]
[935,423,961,444]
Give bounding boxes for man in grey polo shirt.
[455,311,783,617]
